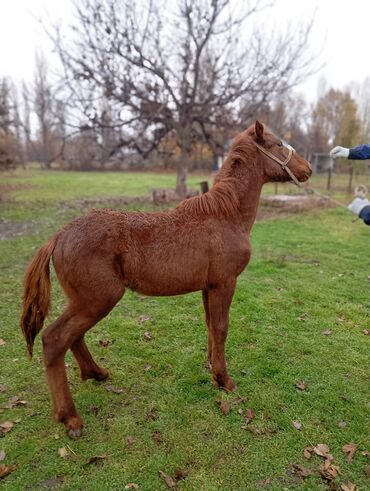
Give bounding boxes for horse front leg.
[207,280,236,391]
[202,290,212,369]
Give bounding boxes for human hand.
[330,146,349,159]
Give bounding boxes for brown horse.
[20,121,311,438]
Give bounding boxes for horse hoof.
[65,415,84,439]
[81,367,109,381]
[68,427,83,439]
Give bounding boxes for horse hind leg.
[71,335,109,381]
[42,286,124,438]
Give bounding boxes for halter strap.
[254,142,302,188]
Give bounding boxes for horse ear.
[255,120,265,143]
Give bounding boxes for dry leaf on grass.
[322,329,333,336]
[364,465,370,477]
[174,468,188,481]
[105,385,124,394]
[304,447,313,459]
[9,396,27,408]
[342,443,358,462]
[84,454,107,466]
[152,431,163,444]
[338,421,347,428]
[313,443,333,461]
[0,464,15,479]
[319,460,341,481]
[125,484,139,490]
[362,329,370,335]
[293,420,302,431]
[58,447,68,458]
[0,451,5,461]
[143,331,152,341]
[0,385,5,393]
[147,408,158,421]
[340,483,357,491]
[0,421,13,434]
[295,381,307,391]
[0,339,6,347]
[99,339,112,347]
[219,400,230,415]
[291,464,312,478]
[138,314,150,323]
[245,408,254,423]
[159,470,177,488]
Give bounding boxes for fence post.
[348,165,354,194]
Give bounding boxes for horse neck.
[214,152,264,234]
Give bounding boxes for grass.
[0,169,369,490]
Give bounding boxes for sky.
[0,0,369,102]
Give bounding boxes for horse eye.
[277,142,283,147]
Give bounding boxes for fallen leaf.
[295,381,307,391]
[304,447,313,459]
[293,420,302,431]
[245,408,254,423]
[319,460,341,481]
[0,340,6,347]
[313,444,333,461]
[340,483,357,491]
[362,329,370,335]
[99,339,111,347]
[126,436,135,446]
[291,464,312,477]
[143,331,152,341]
[105,385,124,394]
[159,470,176,488]
[219,400,230,416]
[125,484,139,490]
[58,447,68,458]
[342,443,358,462]
[0,464,15,479]
[144,364,152,371]
[147,408,158,421]
[84,454,107,466]
[0,451,5,461]
[0,421,13,434]
[322,329,333,336]
[0,385,5,393]
[9,396,27,408]
[174,468,188,481]
[138,314,150,323]
[338,421,347,428]
[364,465,370,477]
[298,313,308,321]
[151,431,163,444]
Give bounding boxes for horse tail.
[20,236,57,358]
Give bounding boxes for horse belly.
[121,249,209,296]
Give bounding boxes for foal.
[21,121,311,438]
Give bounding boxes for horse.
[20,121,312,438]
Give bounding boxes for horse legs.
[202,290,212,368]
[207,280,236,391]
[71,335,108,381]
[42,292,122,438]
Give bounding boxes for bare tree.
[53,0,317,196]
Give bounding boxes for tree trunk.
[176,153,188,199]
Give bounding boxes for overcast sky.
[0,0,368,101]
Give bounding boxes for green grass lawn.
[0,170,369,490]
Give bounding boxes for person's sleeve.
[348,144,370,159]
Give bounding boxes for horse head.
[247,121,312,185]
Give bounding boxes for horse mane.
[177,178,239,217]
[177,132,257,217]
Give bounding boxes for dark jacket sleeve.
[348,144,370,160]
